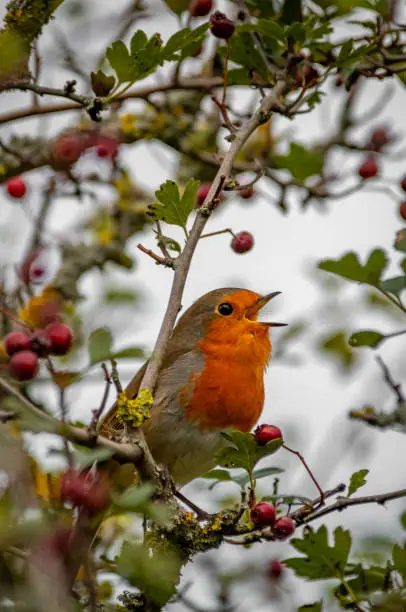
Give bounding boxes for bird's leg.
[174,490,213,521]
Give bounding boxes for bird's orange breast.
[184,315,271,431]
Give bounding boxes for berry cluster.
[248,423,296,540]
[250,500,296,539]
[4,322,73,381]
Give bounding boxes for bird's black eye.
[218,302,233,316]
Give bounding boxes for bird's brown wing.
[98,360,149,439]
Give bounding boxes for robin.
[99,288,285,486]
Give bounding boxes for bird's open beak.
[246,291,287,327]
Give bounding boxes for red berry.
[4,332,30,356]
[196,183,211,207]
[189,0,212,17]
[370,127,390,151]
[81,476,110,514]
[231,231,254,254]
[60,469,109,514]
[250,501,276,526]
[400,176,406,192]
[273,516,296,540]
[358,156,378,180]
[29,330,52,357]
[268,559,284,580]
[95,136,118,159]
[45,322,73,356]
[30,266,45,283]
[209,11,235,39]
[6,176,26,199]
[60,468,79,504]
[238,185,254,200]
[399,201,406,221]
[254,424,283,445]
[51,134,85,165]
[8,350,39,381]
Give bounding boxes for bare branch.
[375,355,405,404]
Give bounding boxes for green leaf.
[109,347,145,360]
[298,603,322,612]
[130,30,148,56]
[281,0,302,24]
[88,327,113,364]
[245,0,276,17]
[348,331,384,348]
[106,40,133,82]
[335,565,389,598]
[3,397,59,435]
[318,250,388,286]
[380,275,406,295]
[201,469,233,482]
[238,19,285,40]
[156,234,182,254]
[163,0,190,14]
[394,228,406,253]
[274,143,324,182]
[72,446,114,469]
[237,465,284,487]
[228,31,270,80]
[400,512,406,530]
[103,288,139,303]
[118,541,181,605]
[201,465,284,489]
[285,525,351,580]
[320,331,356,371]
[285,22,306,44]
[227,68,251,86]
[215,430,283,473]
[163,23,208,61]
[392,543,406,581]
[149,178,199,230]
[114,483,154,511]
[90,70,116,97]
[131,33,163,82]
[51,370,82,389]
[347,469,369,497]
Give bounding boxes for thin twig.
[282,444,325,506]
[0,77,223,127]
[137,243,175,268]
[110,359,123,394]
[300,487,406,524]
[200,228,236,239]
[88,363,111,433]
[375,355,405,404]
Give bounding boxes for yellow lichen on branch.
[116,389,153,427]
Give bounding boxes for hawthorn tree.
[0,0,406,610]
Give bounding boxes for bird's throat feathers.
[198,315,272,367]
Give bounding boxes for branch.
[300,487,406,524]
[138,80,288,394]
[0,77,223,126]
[0,0,65,85]
[376,355,405,404]
[0,375,148,465]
